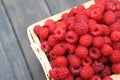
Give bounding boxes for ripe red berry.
[33,25,41,35]
[68,54,80,68]
[103,36,112,45]
[110,50,120,63]
[100,66,112,77]
[62,13,69,20]
[89,47,101,59]
[48,35,58,46]
[81,57,92,66]
[102,25,110,36]
[54,56,68,67]
[110,20,120,32]
[110,31,120,42]
[90,75,102,80]
[113,40,120,50]
[105,1,116,11]
[64,43,76,54]
[103,11,116,25]
[79,34,93,47]
[41,40,51,53]
[99,56,109,64]
[64,73,74,80]
[66,20,75,31]
[49,67,58,80]
[93,36,104,48]
[80,65,94,79]
[101,44,113,56]
[44,19,55,27]
[70,66,80,76]
[75,46,88,59]
[75,77,82,80]
[65,31,78,44]
[55,21,67,30]
[103,76,113,80]
[111,63,120,74]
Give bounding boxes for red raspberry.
[99,56,109,64]
[69,8,78,16]
[48,35,58,46]
[64,73,74,80]
[105,1,116,11]
[38,27,49,41]
[74,21,88,36]
[102,25,110,36]
[110,31,120,42]
[64,43,76,54]
[54,56,68,67]
[65,31,78,44]
[75,14,88,23]
[103,11,116,25]
[80,65,94,79]
[62,13,69,20]
[93,36,104,48]
[89,47,101,59]
[49,49,57,58]
[33,25,41,35]
[90,7,103,21]
[101,44,113,56]
[53,27,66,41]
[88,19,96,29]
[90,24,103,36]
[57,67,69,79]
[55,21,67,30]
[41,40,51,53]
[90,75,102,80]
[115,11,120,19]
[100,66,112,77]
[70,66,80,76]
[76,5,85,15]
[103,36,112,45]
[103,76,113,80]
[110,50,120,63]
[110,20,120,32]
[68,54,80,68]
[79,34,93,47]
[75,46,88,59]
[92,61,104,73]
[111,63,120,74]
[113,40,120,50]
[50,60,56,68]
[44,19,55,33]
[66,20,75,31]
[49,67,58,80]
[81,57,92,66]
[75,77,82,80]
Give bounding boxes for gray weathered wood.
[2,0,51,80]
[0,1,32,80]
[45,0,89,15]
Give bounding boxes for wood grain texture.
[2,0,51,80]
[0,1,32,80]
[45,0,89,15]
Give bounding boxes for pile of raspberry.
[34,0,120,80]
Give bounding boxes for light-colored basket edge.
[27,0,120,80]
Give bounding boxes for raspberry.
[55,21,67,30]
[65,31,78,44]
[81,57,92,66]
[89,47,101,59]
[44,19,55,33]
[64,73,74,80]
[79,34,93,47]
[88,19,96,29]
[70,66,80,76]
[116,4,120,11]
[57,67,69,79]
[48,35,58,46]
[68,54,80,68]
[50,60,56,68]
[54,56,68,67]
[100,66,112,77]
[49,67,58,80]
[103,36,112,45]
[93,36,104,48]
[113,40,120,50]
[90,75,102,80]
[33,25,41,35]
[103,76,113,80]
[111,63,120,74]
[102,25,110,36]
[76,5,85,15]
[41,40,51,53]
[69,8,78,16]
[110,31,120,42]
[64,43,76,54]
[103,11,116,25]
[75,77,82,80]
[110,20,120,32]
[99,56,109,64]
[105,1,116,11]
[74,21,88,36]
[80,65,94,79]
[90,24,103,36]
[38,27,49,41]
[75,46,88,59]
[110,50,120,63]
[62,13,69,20]
[90,7,103,21]
[66,20,75,31]
[75,14,88,23]
[53,27,66,41]
[92,61,104,73]
[101,44,113,56]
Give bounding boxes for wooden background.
[0,0,89,80]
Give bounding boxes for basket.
[27,0,120,80]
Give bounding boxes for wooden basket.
[27,0,120,80]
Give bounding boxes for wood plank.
[2,0,51,80]
[45,0,89,15]
[0,1,32,80]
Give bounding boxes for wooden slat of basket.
[27,0,120,80]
